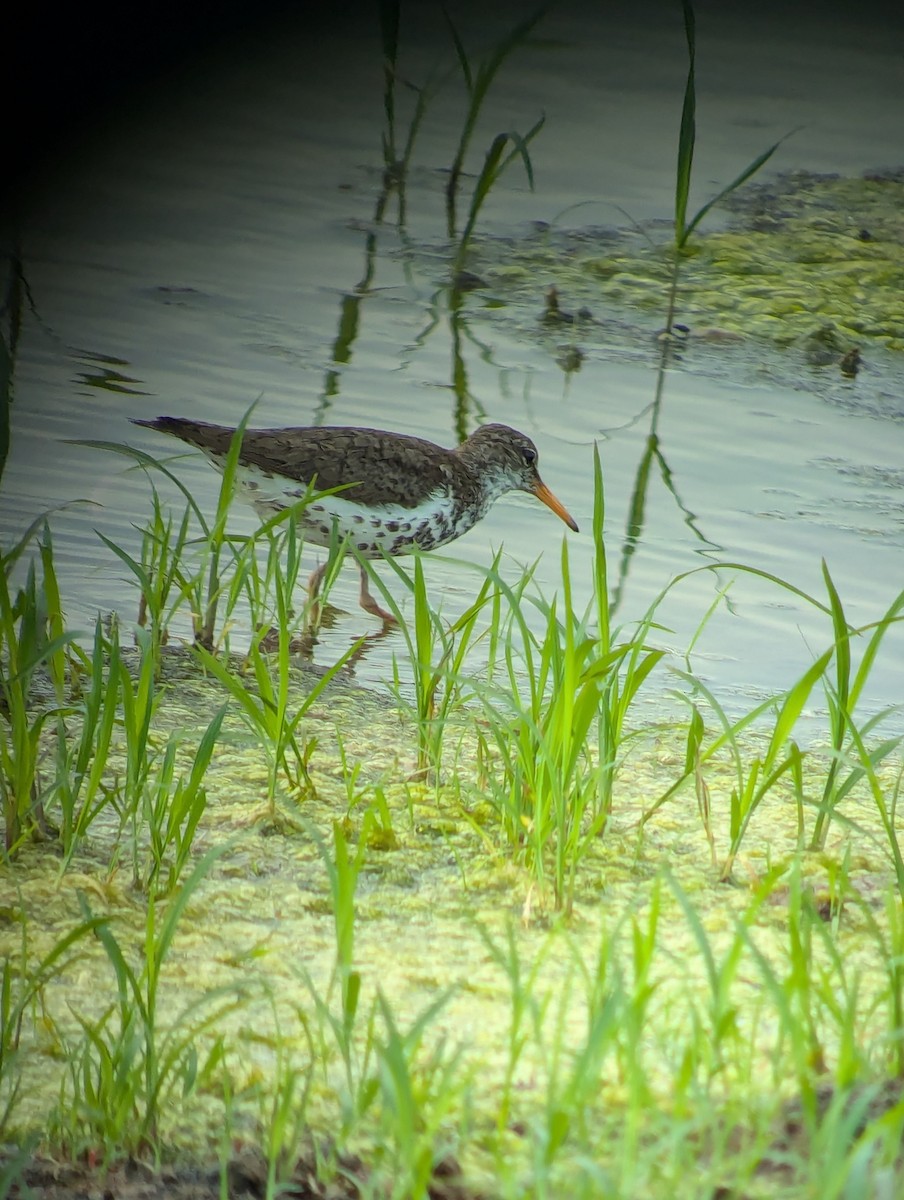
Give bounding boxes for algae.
[469,169,904,359]
[2,652,902,1169]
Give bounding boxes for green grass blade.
[442,5,473,93]
[592,443,609,654]
[681,131,798,246]
[674,0,696,245]
[848,586,904,713]
[763,647,834,775]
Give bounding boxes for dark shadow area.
[5,0,370,213]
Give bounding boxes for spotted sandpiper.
[132,417,579,621]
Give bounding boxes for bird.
[131,417,579,622]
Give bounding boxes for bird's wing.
[239,427,453,509]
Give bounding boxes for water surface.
[3,0,903,726]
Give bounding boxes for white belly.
[235,465,479,557]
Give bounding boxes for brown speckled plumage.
[132,416,578,620]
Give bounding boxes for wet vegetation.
[2,1,904,1198]
[3,436,904,1197]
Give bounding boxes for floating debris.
[556,344,586,373]
[840,346,862,377]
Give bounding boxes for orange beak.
[533,482,579,532]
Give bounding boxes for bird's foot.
[358,569,397,624]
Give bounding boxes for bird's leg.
[357,565,396,624]
[306,561,328,629]
[308,561,328,598]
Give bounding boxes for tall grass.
[75,405,263,652]
[371,1,546,239]
[362,450,904,911]
[195,517,363,823]
[665,0,796,332]
[51,846,240,1163]
[295,819,468,1195]
[450,122,545,278]
[672,0,792,254]
[248,990,316,1198]
[472,448,663,910]
[469,869,904,1196]
[53,617,120,865]
[371,546,500,780]
[644,560,904,883]
[1,911,107,1134]
[98,483,195,661]
[0,520,74,851]
[443,4,549,237]
[137,698,227,897]
[810,566,904,856]
[600,12,795,655]
[5,493,904,1187]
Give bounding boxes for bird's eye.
[523,445,537,465]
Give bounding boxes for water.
[3,0,903,730]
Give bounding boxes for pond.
[3,0,903,730]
